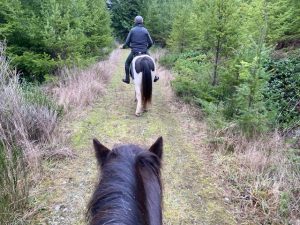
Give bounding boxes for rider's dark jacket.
[123,24,153,53]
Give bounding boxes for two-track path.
[30,50,236,225]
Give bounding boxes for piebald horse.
[131,55,156,116]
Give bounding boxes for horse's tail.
[141,58,152,107]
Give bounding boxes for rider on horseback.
[122,16,159,84]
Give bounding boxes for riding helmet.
[134,16,143,24]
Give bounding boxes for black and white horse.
[131,55,156,116]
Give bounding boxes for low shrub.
[159,52,180,69]
[264,52,300,130]
[12,51,57,83]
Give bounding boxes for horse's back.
[134,55,155,74]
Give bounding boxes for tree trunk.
[212,37,221,86]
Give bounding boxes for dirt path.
[30,50,236,225]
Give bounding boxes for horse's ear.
[149,136,163,159]
[93,138,110,165]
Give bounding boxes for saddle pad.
[134,57,155,73]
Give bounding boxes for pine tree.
[268,0,300,44]
[0,0,28,49]
[168,3,199,52]
[192,0,241,86]
[0,0,113,81]
[110,0,145,39]
[84,0,113,57]
[145,0,178,46]
[224,0,272,134]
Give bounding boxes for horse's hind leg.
[134,92,137,102]
[135,87,143,116]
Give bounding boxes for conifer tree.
[0,0,113,81]
[84,0,113,57]
[168,3,199,52]
[223,0,272,132]
[145,0,177,46]
[193,0,241,86]
[268,0,300,44]
[110,0,146,39]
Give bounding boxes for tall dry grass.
[0,44,58,164]
[151,48,175,101]
[0,42,58,224]
[52,49,119,112]
[45,50,119,158]
[0,42,118,224]
[208,125,300,224]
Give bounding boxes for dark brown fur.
[87,137,163,225]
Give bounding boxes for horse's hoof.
[135,113,142,117]
[144,109,148,112]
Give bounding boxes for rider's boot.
[122,66,130,84]
[122,78,130,84]
[154,76,159,82]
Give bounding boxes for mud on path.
[30,50,236,225]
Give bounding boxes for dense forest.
[0,0,112,82]
[0,0,299,224]
[140,0,300,134]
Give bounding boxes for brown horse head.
[87,137,163,225]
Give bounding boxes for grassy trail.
[30,50,236,225]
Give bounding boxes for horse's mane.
[135,151,162,225]
[87,144,162,225]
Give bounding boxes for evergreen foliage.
[110,0,145,39]
[168,4,199,52]
[265,52,300,129]
[268,0,300,43]
[110,0,181,45]
[144,0,179,46]
[0,0,113,82]
[162,0,300,135]
[160,3,300,220]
